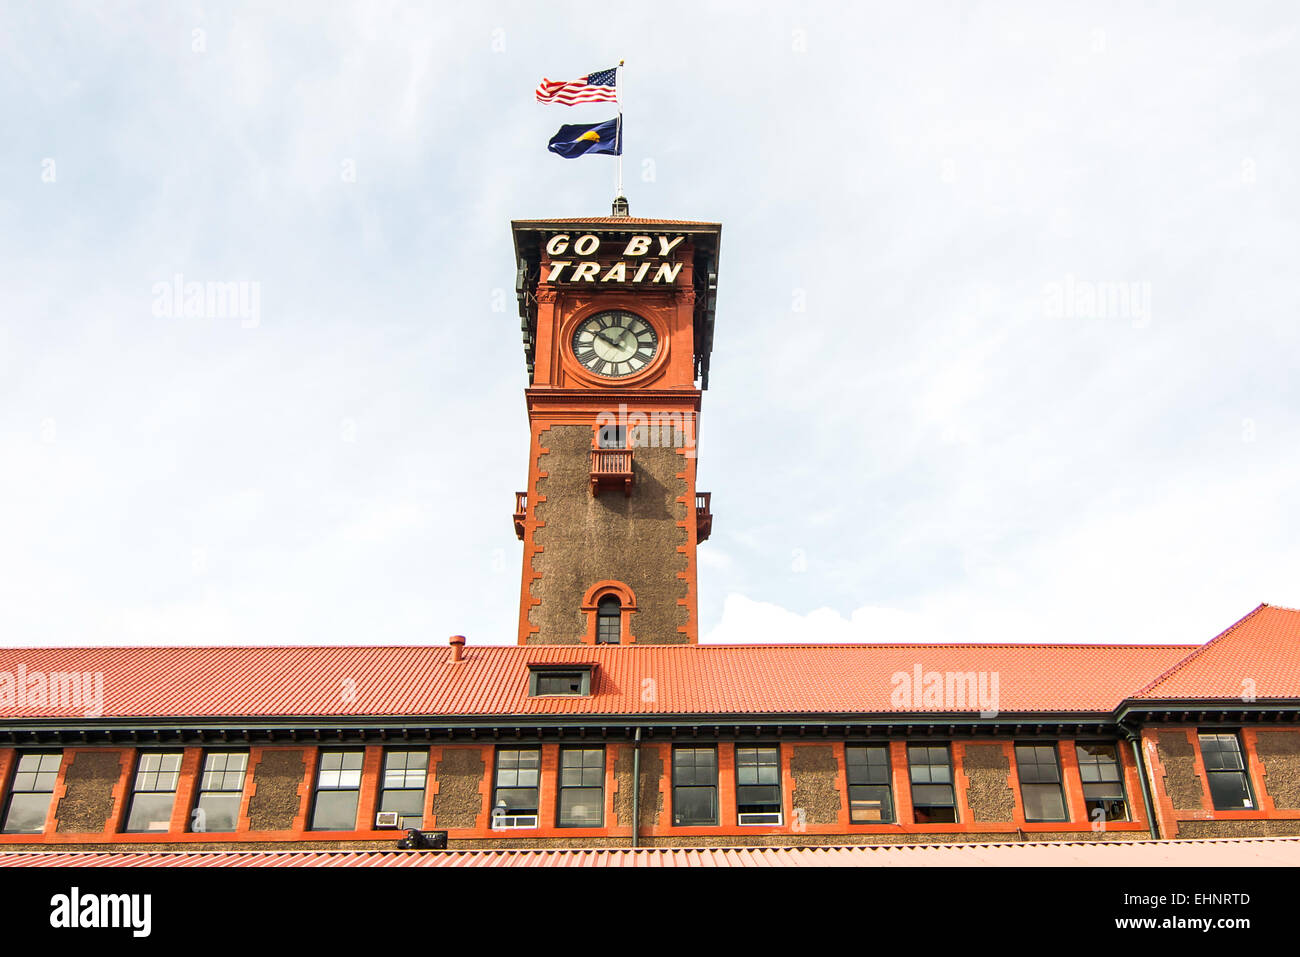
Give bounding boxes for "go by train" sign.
[542,233,686,284]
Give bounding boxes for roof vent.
[611,195,629,218]
[449,634,466,663]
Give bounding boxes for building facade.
[0,603,1298,850]
[1,209,1297,854]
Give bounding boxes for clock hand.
[597,331,624,347]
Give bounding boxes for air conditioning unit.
[374,811,400,828]
[737,812,782,826]
[492,814,540,830]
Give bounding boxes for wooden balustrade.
[696,491,713,543]
[590,449,634,496]
[513,492,527,540]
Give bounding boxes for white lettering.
[48,887,151,938]
[623,235,652,256]
[652,262,683,283]
[545,234,570,256]
[573,234,600,256]
[657,235,685,256]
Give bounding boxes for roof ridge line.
[1130,602,1269,699]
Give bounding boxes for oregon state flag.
[548,116,622,158]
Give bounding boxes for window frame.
[1014,742,1069,823]
[672,746,719,827]
[309,749,365,831]
[907,744,957,824]
[845,744,895,824]
[1074,741,1129,823]
[1,751,62,834]
[124,750,185,833]
[527,666,593,697]
[595,596,622,644]
[190,750,249,833]
[734,745,783,825]
[556,746,605,828]
[1198,730,1256,811]
[378,749,429,830]
[492,746,542,829]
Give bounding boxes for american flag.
[535,67,618,105]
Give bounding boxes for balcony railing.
[513,492,527,541]
[696,491,713,543]
[590,448,634,496]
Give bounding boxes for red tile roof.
[2,604,1294,721]
[1133,603,1300,701]
[0,642,1196,720]
[1,838,1297,867]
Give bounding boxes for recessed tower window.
[596,596,621,644]
[581,582,636,645]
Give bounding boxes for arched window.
[581,581,637,645]
[596,596,622,644]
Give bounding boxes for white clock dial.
[571,311,658,378]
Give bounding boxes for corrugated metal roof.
[0,642,1197,720]
[1134,604,1300,700]
[1,838,1296,867]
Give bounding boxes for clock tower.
[510,205,721,644]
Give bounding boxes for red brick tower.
[510,207,721,644]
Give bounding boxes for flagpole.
[616,59,625,201]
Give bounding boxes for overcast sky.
[1,2,1296,649]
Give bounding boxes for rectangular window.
[1199,731,1255,810]
[492,748,541,828]
[191,751,248,833]
[379,750,428,829]
[557,747,604,827]
[597,424,626,449]
[1015,743,1068,822]
[2,752,62,834]
[125,752,184,832]
[735,746,782,825]
[528,667,592,696]
[672,746,718,826]
[1075,742,1129,823]
[845,745,894,823]
[908,745,956,823]
[310,750,364,830]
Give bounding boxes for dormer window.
[528,664,594,697]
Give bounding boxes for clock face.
[571,310,659,378]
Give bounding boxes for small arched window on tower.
[596,596,622,644]
[582,581,636,645]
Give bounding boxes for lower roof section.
[2,837,1297,867]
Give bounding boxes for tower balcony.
[513,492,527,541]
[590,448,634,496]
[696,492,713,543]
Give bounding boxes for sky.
[1,1,1297,649]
